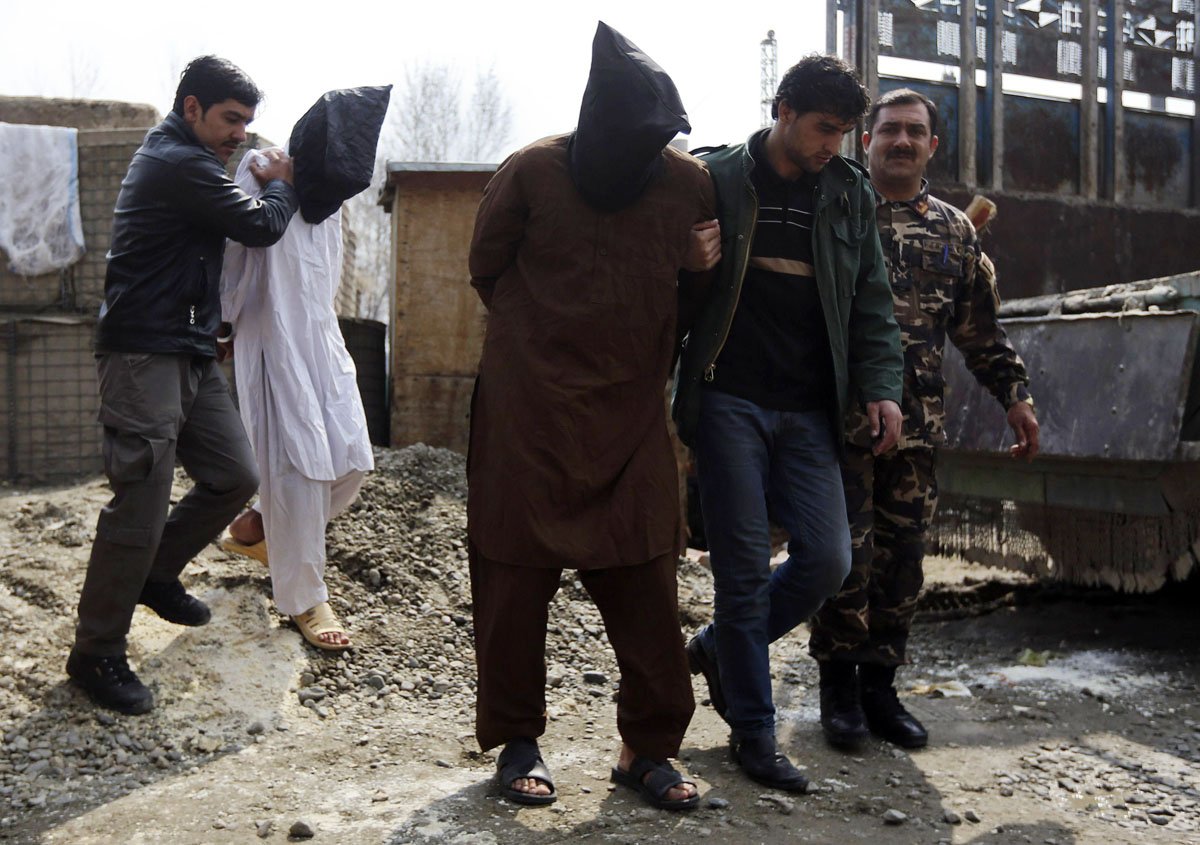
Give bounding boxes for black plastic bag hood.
[568,22,691,212]
[287,85,393,224]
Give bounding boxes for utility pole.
[761,29,778,126]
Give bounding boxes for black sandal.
[496,738,556,806]
[610,755,699,811]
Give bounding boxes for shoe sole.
[742,769,809,793]
[871,731,928,749]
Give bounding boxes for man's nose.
[232,125,248,143]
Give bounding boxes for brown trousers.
[469,544,694,761]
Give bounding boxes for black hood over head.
[568,22,691,212]
[287,85,393,224]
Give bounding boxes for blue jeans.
[694,389,851,738]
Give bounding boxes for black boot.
[138,579,212,626]
[730,733,808,792]
[66,649,154,715]
[818,661,869,750]
[860,663,928,749]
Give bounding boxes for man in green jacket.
[674,54,903,791]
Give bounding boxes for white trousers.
[254,467,364,616]
[243,356,369,616]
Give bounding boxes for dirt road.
[2,446,1198,844]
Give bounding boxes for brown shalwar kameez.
[467,134,714,756]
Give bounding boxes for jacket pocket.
[913,242,964,323]
[831,217,867,246]
[183,255,209,309]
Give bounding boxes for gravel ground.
[1,444,1199,844]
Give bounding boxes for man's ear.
[929,134,939,158]
[862,130,872,151]
[182,94,202,123]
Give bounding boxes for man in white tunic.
[219,87,390,649]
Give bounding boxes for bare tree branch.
[68,53,100,99]
[341,61,514,324]
[462,65,513,162]
[390,63,461,162]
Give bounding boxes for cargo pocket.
[97,429,173,547]
[911,368,946,444]
[103,428,170,484]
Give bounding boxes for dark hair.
[772,54,870,122]
[172,55,262,115]
[867,88,939,135]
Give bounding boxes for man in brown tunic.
[467,22,718,811]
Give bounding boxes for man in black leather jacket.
[68,55,298,715]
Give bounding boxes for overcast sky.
[2,0,829,159]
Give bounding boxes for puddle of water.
[978,649,1167,698]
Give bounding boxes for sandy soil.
[2,446,1199,845]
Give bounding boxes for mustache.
[886,149,916,159]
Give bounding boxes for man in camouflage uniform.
[809,88,1040,750]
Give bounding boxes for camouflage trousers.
[809,444,938,667]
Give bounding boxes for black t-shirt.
[708,130,835,412]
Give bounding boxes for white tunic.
[220,150,374,483]
[221,150,374,614]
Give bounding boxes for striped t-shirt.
[709,130,835,412]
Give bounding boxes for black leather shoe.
[138,579,211,626]
[860,664,928,749]
[730,733,808,792]
[686,632,727,720]
[818,661,870,750]
[66,649,154,715]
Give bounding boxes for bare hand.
[866,399,902,456]
[1007,401,1039,461]
[683,219,721,272]
[251,147,293,186]
[215,323,234,363]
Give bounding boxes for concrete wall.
[0,96,159,130]
[382,164,495,454]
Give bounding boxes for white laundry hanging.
[0,122,85,276]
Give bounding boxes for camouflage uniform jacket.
[846,182,1031,451]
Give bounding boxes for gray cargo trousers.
[74,352,259,656]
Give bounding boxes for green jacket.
[672,138,903,447]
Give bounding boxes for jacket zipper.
[703,168,759,382]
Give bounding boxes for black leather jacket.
[94,111,298,355]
